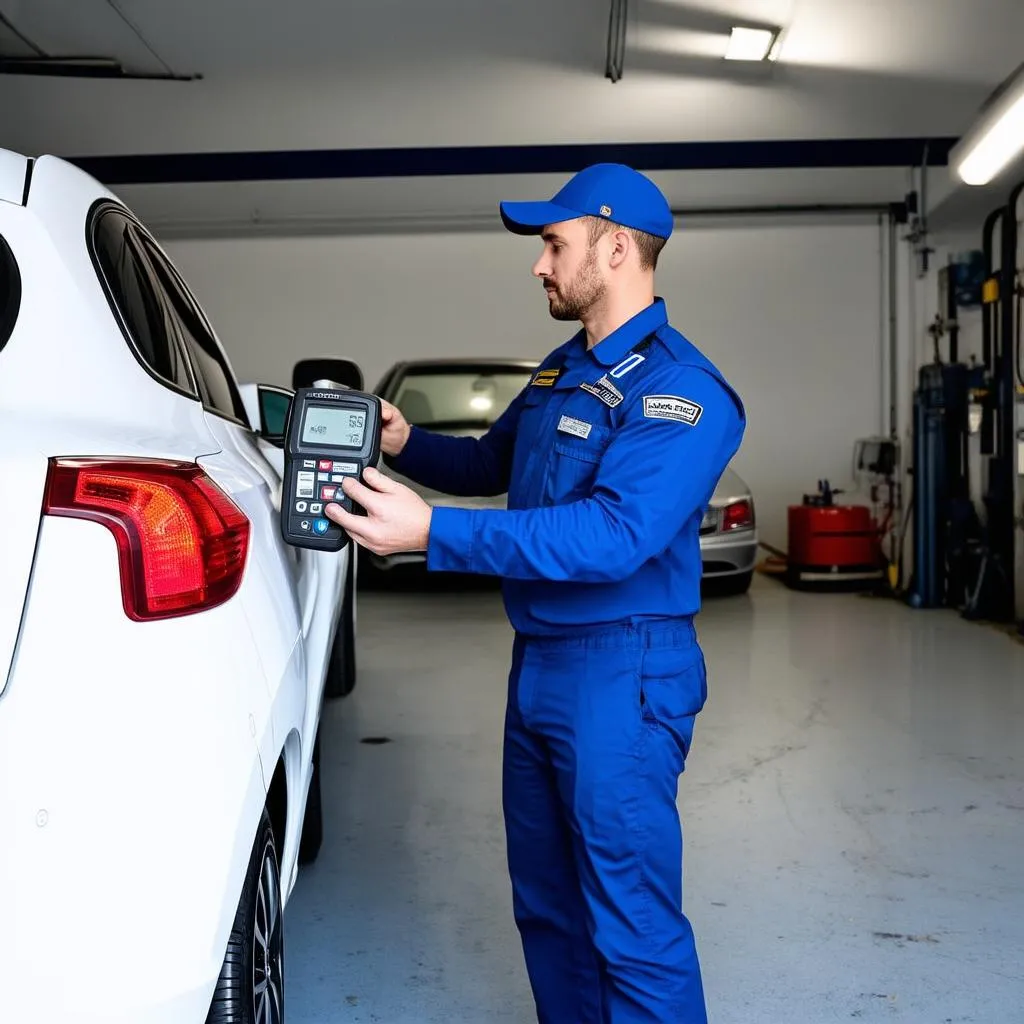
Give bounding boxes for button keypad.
[296,471,315,498]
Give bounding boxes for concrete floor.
[284,573,1024,1023]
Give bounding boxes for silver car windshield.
[393,369,534,430]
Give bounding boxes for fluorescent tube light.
[725,27,776,62]
[950,62,1024,186]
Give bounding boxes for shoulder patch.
[530,367,562,387]
[580,374,624,408]
[643,394,703,425]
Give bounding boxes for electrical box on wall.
[951,250,986,308]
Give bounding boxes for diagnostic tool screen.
[302,405,367,448]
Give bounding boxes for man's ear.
[607,228,631,268]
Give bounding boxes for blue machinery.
[909,362,974,609]
[908,178,1023,633]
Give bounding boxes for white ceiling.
[1,0,1022,236]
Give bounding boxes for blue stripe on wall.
[67,137,957,186]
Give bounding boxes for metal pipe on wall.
[1001,182,1023,618]
[878,213,886,437]
[967,189,1021,621]
[1002,183,1022,465]
[1013,185,1024,626]
[981,208,1004,458]
[889,211,899,439]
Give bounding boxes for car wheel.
[298,728,324,865]
[206,807,284,1024]
[325,554,357,699]
[706,569,754,597]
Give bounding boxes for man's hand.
[380,399,412,458]
[323,466,432,555]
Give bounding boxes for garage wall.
[164,218,885,551]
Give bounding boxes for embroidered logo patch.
[609,352,646,379]
[530,367,562,387]
[557,415,593,439]
[643,395,703,425]
[579,374,624,408]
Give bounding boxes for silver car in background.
[699,466,758,594]
[367,358,757,594]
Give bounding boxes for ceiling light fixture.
[949,61,1024,186]
[724,26,779,62]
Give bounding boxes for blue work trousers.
[503,619,708,1024]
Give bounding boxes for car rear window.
[89,206,195,397]
[0,233,21,355]
[393,367,533,430]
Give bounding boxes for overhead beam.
[67,137,959,187]
[0,56,197,79]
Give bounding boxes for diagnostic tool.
[281,379,382,550]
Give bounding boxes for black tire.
[356,545,384,589]
[298,729,323,865]
[324,553,357,699]
[206,807,284,1024]
[704,569,754,597]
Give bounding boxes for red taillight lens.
[43,458,250,621]
[723,499,754,531]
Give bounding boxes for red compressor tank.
[787,480,884,587]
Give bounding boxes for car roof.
[376,357,539,394]
[387,357,539,370]
[710,466,751,503]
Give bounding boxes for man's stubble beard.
[547,245,606,322]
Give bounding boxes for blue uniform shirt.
[387,298,746,635]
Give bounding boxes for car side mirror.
[292,358,364,392]
[257,384,293,446]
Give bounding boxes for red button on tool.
[321,485,337,500]
[318,459,333,472]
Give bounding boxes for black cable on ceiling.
[606,0,628,83]
[0,1,196,79]
[103,0,176,79]
[0,9,46,57]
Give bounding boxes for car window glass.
[393,369,533,430]
[0,233,21,355]
[90,210,193,394]
[139,237,250,427]
[260,389,291,436]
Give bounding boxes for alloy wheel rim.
[253,839,284,1024]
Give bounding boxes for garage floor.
[284,574,1024,1023]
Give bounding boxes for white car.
[0,149,358,1023]
[365,358,758,593]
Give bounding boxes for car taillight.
[43,458,250,621]
[723,499,754,531]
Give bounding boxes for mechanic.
[325,162,746,1024]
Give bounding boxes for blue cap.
[500,163,673,240]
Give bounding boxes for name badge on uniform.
[557,414,593,439]
[579,374,623,408]
[530,367,562,387]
